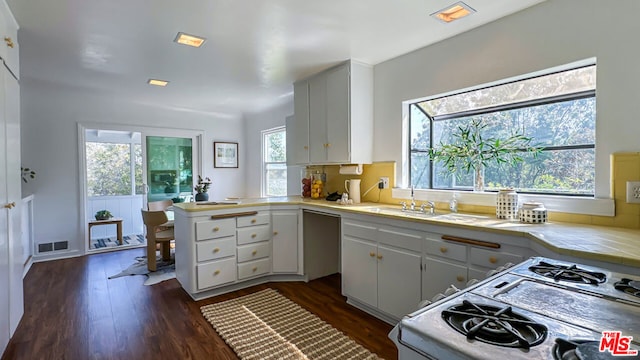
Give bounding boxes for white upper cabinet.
[292,60,373,165]
[0,1,19,78]
[287,81,310,165]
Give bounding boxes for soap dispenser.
[449,193,458,213]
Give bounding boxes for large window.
[410,64,596,195]
[262,127,287,197]
[86,141,143,196]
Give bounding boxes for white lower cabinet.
[342,236,378,307]
[175,207,304,298]
[342,219,422,319]
[377,244,421,318]
[196,257,236,289]
[423,256,468,301]
[271,210,300,273]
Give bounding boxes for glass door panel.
[146,136,193,203]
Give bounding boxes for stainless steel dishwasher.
[303,210,341,281]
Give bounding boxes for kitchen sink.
[432,213,490,222]
[364,206,438,217]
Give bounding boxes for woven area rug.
[108,252,175,286]
[91,234,145,249]
[200,288,383,360]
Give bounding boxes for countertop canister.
[519,202,548,224]
[496,189,518,220]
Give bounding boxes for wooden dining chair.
[148,199,173,211]
[141,209,174,271]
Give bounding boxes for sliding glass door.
[145,136,193,203]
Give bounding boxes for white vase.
[496,189,518,220]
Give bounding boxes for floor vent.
[38,241,69,253]
[38,243,53,253]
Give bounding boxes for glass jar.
[301,169,313,198]
[311,171,326,199]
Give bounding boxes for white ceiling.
[7,0,545,117]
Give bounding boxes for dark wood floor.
[2,248,397,360]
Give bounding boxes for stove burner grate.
[528,261,607,285]
[553,338,616,360]
[442,300,547,348]
[614,278,640,298]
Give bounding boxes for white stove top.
[394,257,640,360]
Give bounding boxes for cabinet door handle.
[4,37,14,48]
[3,202,16,209]
[326,143,331,148]
[456,275,465,282]
[377,254,383,260]
[252,250,257,256]
[213,248,220,253]
[489,256,498,264]
[252,267,258,272]
[369,252,376,257]
[303,146,309,150]
[273,231,278,236]
[251,219,257,224]
[214,270,220,276]
[251,233,257,238]
[440,247,448,253]
[213,227,220,232]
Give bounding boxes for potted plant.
[194,176,212,201]
[427,119,541,191]
[95,209,113,220]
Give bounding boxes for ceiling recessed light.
[174,32,207,48]
[431,1,476,23]
[148,79,169,87]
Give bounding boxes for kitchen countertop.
[173,196,640,268]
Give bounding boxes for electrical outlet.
[379,177,389,189]
[627,181,640,204]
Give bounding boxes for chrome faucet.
[421,201,436,215]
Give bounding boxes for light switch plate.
[626,181,640,203]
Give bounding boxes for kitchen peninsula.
[173,197,640,321]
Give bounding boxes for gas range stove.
[392,257,640,360]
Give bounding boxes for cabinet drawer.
[237,258,271,280]
[195,218,236,241]
[342,221,377,241]
[237,241,271,263]
[237,213,270,227]
[424,237,467,262]
[196,257,236,290]
[237,224,271,245]
[469,247,523,268]
[196,237,236,262]
[379,227,421,252]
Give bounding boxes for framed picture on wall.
[214,142,238,168]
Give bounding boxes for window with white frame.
[409,64,596,196]
[86,138,143,197]
[262,127,287,197]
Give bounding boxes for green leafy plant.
[194,175,211,193]
[21,167,36,183]
[95,210,113,220]
[427,119,542,191]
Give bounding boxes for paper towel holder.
[339,164,363,175]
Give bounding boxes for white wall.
[20,78,246,259]
[373,0,640,198]
[243,100,295,198]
